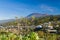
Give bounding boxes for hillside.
[27,13,48,18]
[0,13,60,25]
[0,19,15,24]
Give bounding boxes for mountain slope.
[0,19,15,24]
[0,13,49,24]
[27,13,48,18]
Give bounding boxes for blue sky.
[0,0,60,20]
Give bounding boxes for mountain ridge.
[27,13,49,18]
[0,13,52,24]
[0,19,15,24]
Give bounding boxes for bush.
[0,32,39,40]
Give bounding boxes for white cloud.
[40,4,57,12]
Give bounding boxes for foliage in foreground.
[0,31,60,40]
[0,32,39,40]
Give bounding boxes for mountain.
[0,13,49,24]
[0,19,15,24]
[27,13,48,18]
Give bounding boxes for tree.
[31,16,35,25]
[53,16,58,22]
[15,17,20,34]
